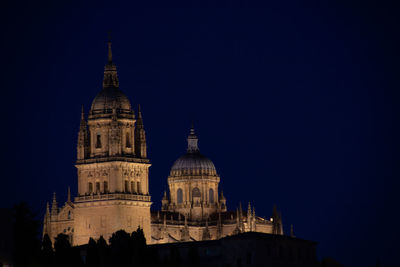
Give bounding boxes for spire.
[135,104,147,158]
[80,105,85,121]
[45,202,50,216]
[51,192,58,216]
[102,38,119,88]
[108,39,113,64]
[290,224,295,237]
[67,187,71,203]
[187,124,199,153]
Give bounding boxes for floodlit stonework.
[43,41,284,246]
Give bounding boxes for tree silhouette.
[109,230,132,267]
[12,202,41,267]
[41,234,54,267]
[85,238,100,267]
[54,233,83,267]
[188,246,201,267]
[97,236,110,267]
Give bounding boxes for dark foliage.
[54,233,83,267]
[41,234,54,267]
[187,246,201,267]
[12,202,41,267]
[85,238,100,267]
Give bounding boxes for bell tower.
[73,40,151,245]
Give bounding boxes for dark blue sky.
[2,1,399,266]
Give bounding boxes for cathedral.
[42,41,284,246]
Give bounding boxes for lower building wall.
[73,200,151,245]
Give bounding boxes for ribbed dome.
[90,87,132,113]
[170,127,217,176]
[171,153,217,176]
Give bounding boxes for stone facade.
[43,41,284,246]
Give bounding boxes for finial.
[67,186,71,203]
[46,202,50,215]
[81,105,85,120]
[51,192,58,215]
[138,104,143,119]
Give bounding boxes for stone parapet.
[75,193,151,202]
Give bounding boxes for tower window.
[137,181,141,194]
[209,188,214,203]
[68,211,71,220]
[88,182,93,194]
[125,181,129,193]
[96,134,102,148]
[126,131,131,148]
[103,181,108,193]
[96,182,100,193]
[177,188,183,204]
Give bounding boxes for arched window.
[103,181,108,193]
[96,182,100,193]
[68,211,71,220]
[88,182,93,194]
[125,181,129,192]
[209,188,214,203]
[131,181,135,193]
[137,182,141,194]
[126,131,131,148]
[96,134,102,148]
[177,188,183,204]
[192,187,201,198]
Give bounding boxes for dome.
[170,127,217,176]
[89,41,133,118]
[90,87,132,113]
[171,153,217,176]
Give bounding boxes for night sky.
[2,1,399,266]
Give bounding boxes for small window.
[96,134,102,148]
[96,182,100,193]
[126,131,131,148]
[104,181,108,193]
[209,188,214,203]
[88,182,93,194]
[68,211,71,220]
[177,188,183,204]
[137,181,141,194]
[125,181,129,192]
[131,181,135,193]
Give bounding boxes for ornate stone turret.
[51,192,58,217]
[219,191,227,211]
[67,187,71,204]
[135,105,147,158]
[161,190,168,211]
[43,202,51,238]
[272,205,284,235]
[202,219,211,240]
[77,106,90,160]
